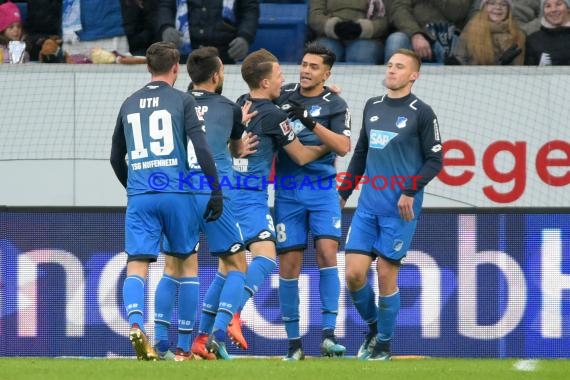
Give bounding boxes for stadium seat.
[15,2,27,21]
[250,3,308,63]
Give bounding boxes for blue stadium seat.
[250,3,308,63]
[15,2,27,22]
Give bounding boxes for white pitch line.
[513,359,539,372]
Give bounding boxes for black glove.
[334,21,362,40]
[287,100,317,130]
[496,44,522,65]
[204,190,223,222]
[444,55,462,65]
[162,27,183,48]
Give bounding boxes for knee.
[345,268,366,291]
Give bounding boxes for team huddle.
[110,41,443,361]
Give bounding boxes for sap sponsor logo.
[432,144,442,153]
[396,116,408,129]
[279,120,292,135]
[370,129,398,149]
[370,115,379,122]
[310,105,322,117]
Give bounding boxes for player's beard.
[215,84,223,95]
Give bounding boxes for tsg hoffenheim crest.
[396,116,408,129]
[309,105,322,117]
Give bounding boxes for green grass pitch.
[1,357,569,380]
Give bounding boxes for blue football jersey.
[234,95,296,191]
[346,93,443,218]
[275,84,351,182]
[188,90,244,190]
[114,81,206,196]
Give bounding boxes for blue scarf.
[176,0,191,55]
[176,0,236,55]
[62,0,82,43]
[222,0,236,24]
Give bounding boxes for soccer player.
[109,42,223,361]
[338,49,443,360]
[153,47,255,361]
[229,49,331,353]
[273,43,351,360]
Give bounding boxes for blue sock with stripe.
[239,255,276,310]
[213,270,246,332]
[377,290,400,343]
[177,276,199,352]
[154,274,179,349]
[279,277,300,340]
[123,275,145,330]
[350,282,377,326]
[320,266,340,331]
[199,272,226,335]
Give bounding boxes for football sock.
[154,274,179,346]
[377,290,400,342]
[177,276,199,352]
[279,277,300,339]
[123,275,145,330]
[239,255,276,311]
[320,266,340,331]
[213,270,246,332]
[350,282,377,326]
[198,272,226,334]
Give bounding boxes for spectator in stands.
[157,0,259,64]
[308,0,388,64]
[120,0,159,57]
[385,0,472,64]
[0,1,28,63]
[450,0,526,64]
[470,0,542,35]
[525,0,570,65]
[21,0,62,61]
[61,0,128,59]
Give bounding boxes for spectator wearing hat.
[0,1,28,63]
[450,0,526,64]
[525,0,570,64]
[470,0,542,36]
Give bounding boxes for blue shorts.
[231,190,276,247]
[274,186,341,253]
[344,208,417,263]
[193,191,245,255]
[125,193,200,261]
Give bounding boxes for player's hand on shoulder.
[241,100,258,126]
[397,194,415,222]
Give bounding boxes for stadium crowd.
[0,0,568,65]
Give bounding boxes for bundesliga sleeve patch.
[279,120,292,135]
